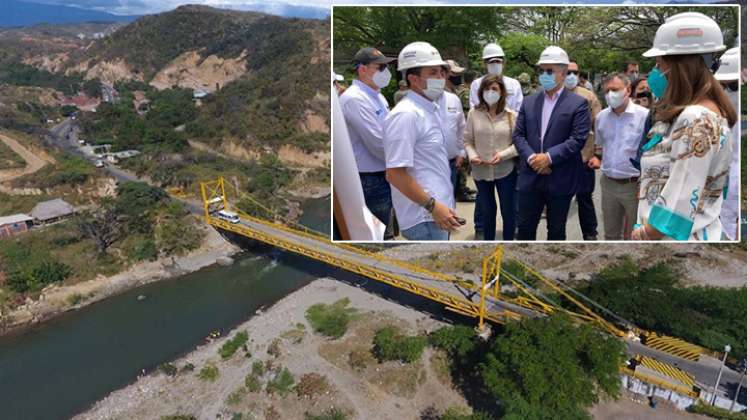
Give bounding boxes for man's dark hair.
[624,61,639,72]
[405,67,423,88]
[463,70,477,84]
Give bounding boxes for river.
[0,197,330,420]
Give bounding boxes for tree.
[480,315,625,419]
[75,199,125,255]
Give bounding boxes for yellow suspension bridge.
[198,177,729,401]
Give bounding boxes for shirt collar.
[612,99,635,116]
[406,90,439,112]
[544,86,564,101]
[353,79,380,98]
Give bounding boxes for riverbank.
[0,225,240,337]
[74,277,703,420]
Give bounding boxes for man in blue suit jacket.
[513,46,591,240]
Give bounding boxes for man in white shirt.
[469,42,523,112]
[439,72,466,200]
[339,47,396,238]
[593,72,649,240]
[384,41,461,241]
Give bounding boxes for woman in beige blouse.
[464,74,518,240]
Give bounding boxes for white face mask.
[482,90,501,106]
[564,73,578,89]
[372,67,392,89]
[423,78,445,101]
[605,89,627,109]
[487,62,503,76]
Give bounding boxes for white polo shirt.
[469,74,523,112]
[384,91,455,231]
[437,91,466,160]
[339,79,390,173]
[595,100,649,179]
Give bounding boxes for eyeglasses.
[566,70,579,76]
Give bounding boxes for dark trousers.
[475,170,517,241]
[517,190,574,240]
[359,172,393,239]
[576,168,598,239]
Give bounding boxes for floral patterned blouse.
[637,105,733,241]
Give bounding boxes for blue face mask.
[647,68,668,99]
[539,72,557,91]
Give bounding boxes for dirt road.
[0,132,52,182]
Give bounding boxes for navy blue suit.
[512,88,591,240]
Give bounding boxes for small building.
[0,214,33,238]
[31,199,75,225]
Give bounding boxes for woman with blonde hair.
[632,12,737,241]
[464,74,518,240]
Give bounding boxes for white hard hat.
[715,47,739,81]
[482,43,505,60]
[536,46,569,65]
[642,12,726,57]
[397,41,448,72]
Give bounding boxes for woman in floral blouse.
[633,12,737,241]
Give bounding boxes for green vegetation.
[78,87,194,153]
[13,153,95,188]
[0,241,71,293]
[226,387,245,405]
[373,326,427,364]
[305,408,349,420]
[219,330,249,359]
[295,373,330,398]
[688,403,747,420]
[158,363,178,376]
[198,364,219,382]
[244,372,262,393]
[251,360,265,377]
[266,366,295,397]
[440,407,492,420]
[0,62,93,96]
[580,258,747,358]
[305,298,357,339]
[0,139,25,169]
[431,315,625,419]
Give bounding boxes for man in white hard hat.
[469,42,523,112]
[513,46,591,240]
[339,47,397,239]
[565,59,602,241]
[441,59,468,203]
[715,47,740,240]
[384,41,461,240]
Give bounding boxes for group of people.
[336,11,739,241]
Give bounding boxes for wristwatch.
[422,196,436,213]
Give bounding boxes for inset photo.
[331,5,741,242]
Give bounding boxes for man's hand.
[488,152,502,165]
[431,201,461,231]
[455,156,464,169]
[470,157,483,166]
[588,156,601,170]
[529,153,551,172]
[537,167,552,175]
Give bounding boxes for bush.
[2,242,72,293]
[220,331,249,359]
[429,326,477,358]
[266,367,295,397]
[305,408,349,420]
[198,364,219,382]
[441,407,493,420]
[295,373,329,398]
[181,363,195,372]
[305,298,356,339]
[373,326,427,364]
[245,373,262,393]
[251,360,265,377]
[158,362,178,376]
[226,387,245,405]
[687,403,747,420]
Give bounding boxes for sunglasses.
[538,69,555,76]
[566,70,579,76]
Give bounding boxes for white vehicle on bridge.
[217,210,240,224]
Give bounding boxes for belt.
[604,174,639,184]
[359,171,386,176]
